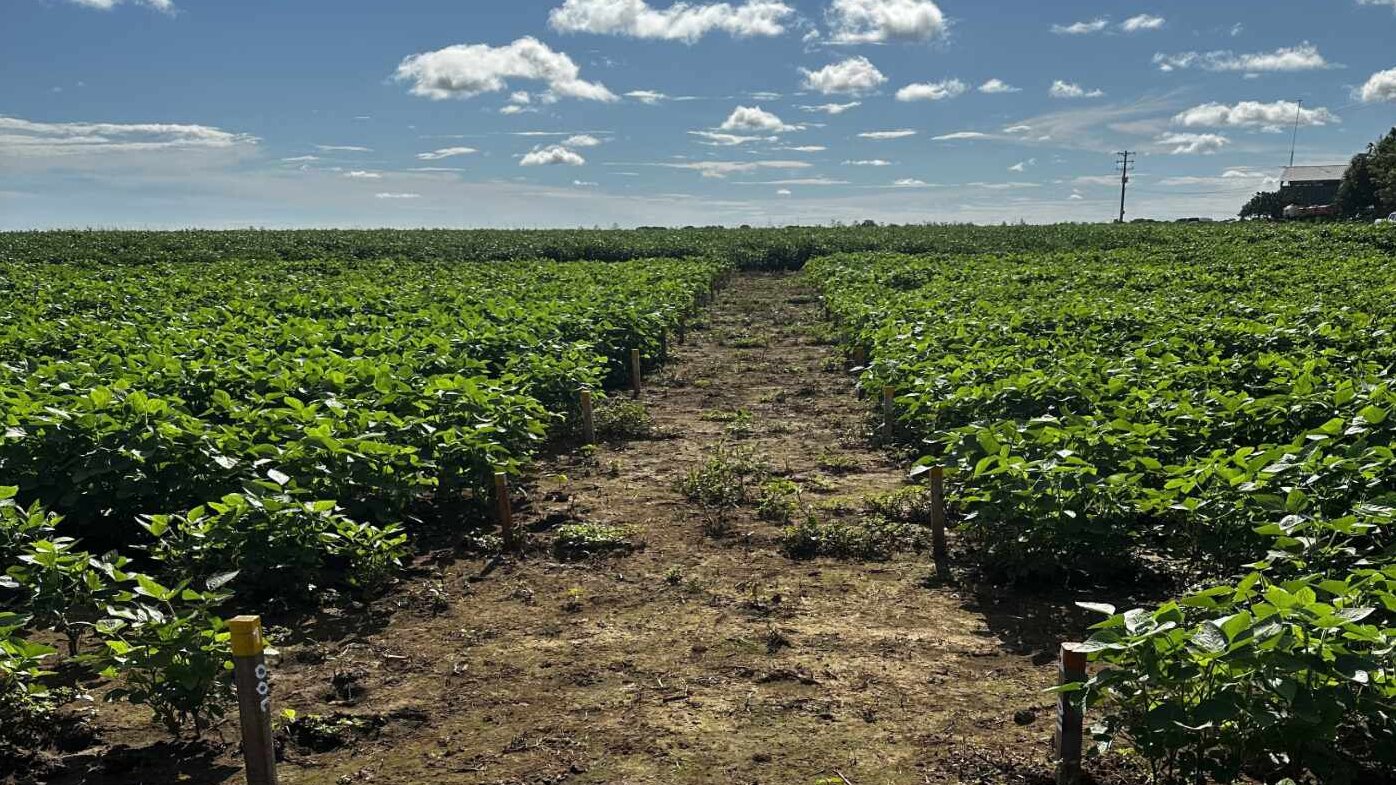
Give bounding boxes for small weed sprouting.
[561,587,586,613]
[676,445,767,537]
[779,514,929,561]
[816,450,859,474]
[757,479,803,525]
[862,485,934,523]
[594,399,654,442]
[552,522,634,560]
[663,565,683,586]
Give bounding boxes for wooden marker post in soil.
[929,465,949,575]
[494,472,515,551]
[1055,644,1088,785]
[580,389,596,445]
[677,318,686,345]
[630,348,643,397]
[229,615,278,785]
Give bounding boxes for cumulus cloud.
[1152,42,1330,73]
[825,0,948,44]
[1172,100,1338,130]
[1052,19,1108,35]
[416,146,478,160]
[799,102,862,115]
[719,105,801,133]
[858,129,916,139]
[978,79,1020,94]
[521,145,587,166]
[626,90,669,104]
[1121,14,1165,32]
[1008,158,1035,172]
[548,0,794,42]
[659,160,812,178]
[374,192,421,199]
[895,79,967,102]
[1155,132,1230,154]
[1359,67,1396,103]
[889,178,934,187]
[393,37,616,102]
[0,116,259,158]
[932,131,989,140]
[844,159,891,166]
[801,57,887,95]
[562,134,603,147]
[1049,80,1105,99]
[776,188,792,195]
[344,171,382,179]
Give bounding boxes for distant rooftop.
[1281,165,1348,183]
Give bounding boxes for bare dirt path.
[64,273,1076,785]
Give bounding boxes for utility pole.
[1288,99,1303,169]
[1115,151,1134,223]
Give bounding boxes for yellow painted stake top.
[229,615,265,657]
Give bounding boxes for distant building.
[1279,165,1346,207]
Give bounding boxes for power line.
[1288,99,1303,168]
[1115,151,1135,223]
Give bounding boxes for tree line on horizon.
[1241,127,1396,221]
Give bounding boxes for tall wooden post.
[229,615,278,785]
[630,348,643,398]
[580,390,596,445]
[929,465,949,575]
[494,472,515,551]
[1056,645,1088,785]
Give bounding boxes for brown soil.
[40,272,1138,785]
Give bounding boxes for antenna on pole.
[1115,151,1135,224]
[1288,99,1303,169]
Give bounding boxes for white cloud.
[1008,158,1036,172]
[281,155,319,163]
[1003,124,1033,134]
[801,57,887,96]
[626,90,669,104]
[889,178,934,187]
[562,134,603,147]
[1152,42,1330,73]
[659,160,812,178]
[1172,100,1338,130]
[799,102,862,115]
[719,105,801,133]
[895,79,967,102]
[776,145,827,152]
[374,192,421,199]
[932,131,989,140]
[1155,132,1230,154]
[825,0,948,44]
[689,130,775,146]
[858,129,916,139]
[844,159,892,166]
[1052,19,1108,35]
[1069,192,1085,200]
[747,91,782,100]
[1359,67,1396,103]
[0,116,259,159]
[1121,14,1164,32]
[573,180,598,186]
[776,188,792,195]
[344,171,382,179]
[66,0,174,13]
[316,145,372,152]
[416,146,478,160]
[978,79,1021,94]
[521,145,587,166]
[394,37,616,102]
[1357,0,1396,10]
[500,105,535,115]
[1049,80,1104,99]
[739,178,848,186]
[548,0,794,42]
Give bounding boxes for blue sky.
[3,0,1395,228]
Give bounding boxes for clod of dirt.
[1013,709,1038,726]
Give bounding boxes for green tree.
[1239,190,1283,220]
[1335,150,1377,219]
[1371,127,1396,215]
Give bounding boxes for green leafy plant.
[552,522,634,560]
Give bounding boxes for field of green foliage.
[807,225,1396,784]
[0,253,724,752]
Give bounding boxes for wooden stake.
[229,615,278,785]
[929,465,949,575]
[1056,645,1088,785]
[677,318,686,345]
[580,389,596,445]
[494,472,515,550]
[630,348,643,398]
[851,346,867,368]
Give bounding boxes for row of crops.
[806,227,1396,784]
[0,255,727,757]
